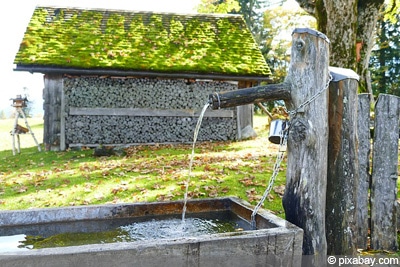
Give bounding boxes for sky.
[0,0,201,117]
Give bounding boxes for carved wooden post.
[371,94,399,251]
[282,28,330,258]
[356,93,371,249]
[325,68,359,255]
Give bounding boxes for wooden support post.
[371,94,399,251]
[11,108,20,155]
[282,28,330,259]
[325,68,359,255]
[356,93,371,249]
[43,74,63,151]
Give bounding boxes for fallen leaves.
[203,185,219,197]
[273,185,285,197]
[156,193,174,201]
[83,183,95,192]
[239,176,264,187]
[246,188,261,202]
[111,184,129,195]
[152,183,165,190]
[13,185,28,194]
[94,193,105,201]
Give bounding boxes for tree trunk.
[356,1,385,93]
[282,28,330,260]
[323,0,359,69]
[296,0,385,94]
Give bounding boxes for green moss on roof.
[14,6,271,77]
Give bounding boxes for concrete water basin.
[0,197,302,267]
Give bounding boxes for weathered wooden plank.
[237,105,254,133]
[60,82,66,151]
[69,107,234,118]
[356,93,371,249]
[202,110,235,118]
[43,74,63,151]
[282,28,330,259]
[325,77,359,255]
[371,94,400,251]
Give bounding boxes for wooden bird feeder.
[11,95,28,108]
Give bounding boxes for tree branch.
[295,0,316,15]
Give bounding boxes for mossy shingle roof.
[14,6,271,80]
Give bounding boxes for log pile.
[64,77,236,109]
[64,77,238,145]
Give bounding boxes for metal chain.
[287,74,333,117]
[250,125,288,229]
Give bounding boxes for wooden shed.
[14,6,271,151]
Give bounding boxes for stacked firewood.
[64,77,238,145]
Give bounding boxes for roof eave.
[14,65,272,82]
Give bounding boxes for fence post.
[282,28,330,259]
[371,94,399,251]
[356,93,371,249]
[325,68,359,255]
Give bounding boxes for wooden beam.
[208,82,291,109]
[69,107,234,118]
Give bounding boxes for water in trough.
[0,210,250,252]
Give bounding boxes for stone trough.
[0,197,302,267]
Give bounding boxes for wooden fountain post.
[209,28,331,260]
[282,28,330,260]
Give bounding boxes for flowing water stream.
[181,103,210,222]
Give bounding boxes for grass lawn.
[0,115,287,217]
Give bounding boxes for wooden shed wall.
[43,75,254,150]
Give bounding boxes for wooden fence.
[290,67,400,256]
[358,93,399,251]
[326,88,399,255]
